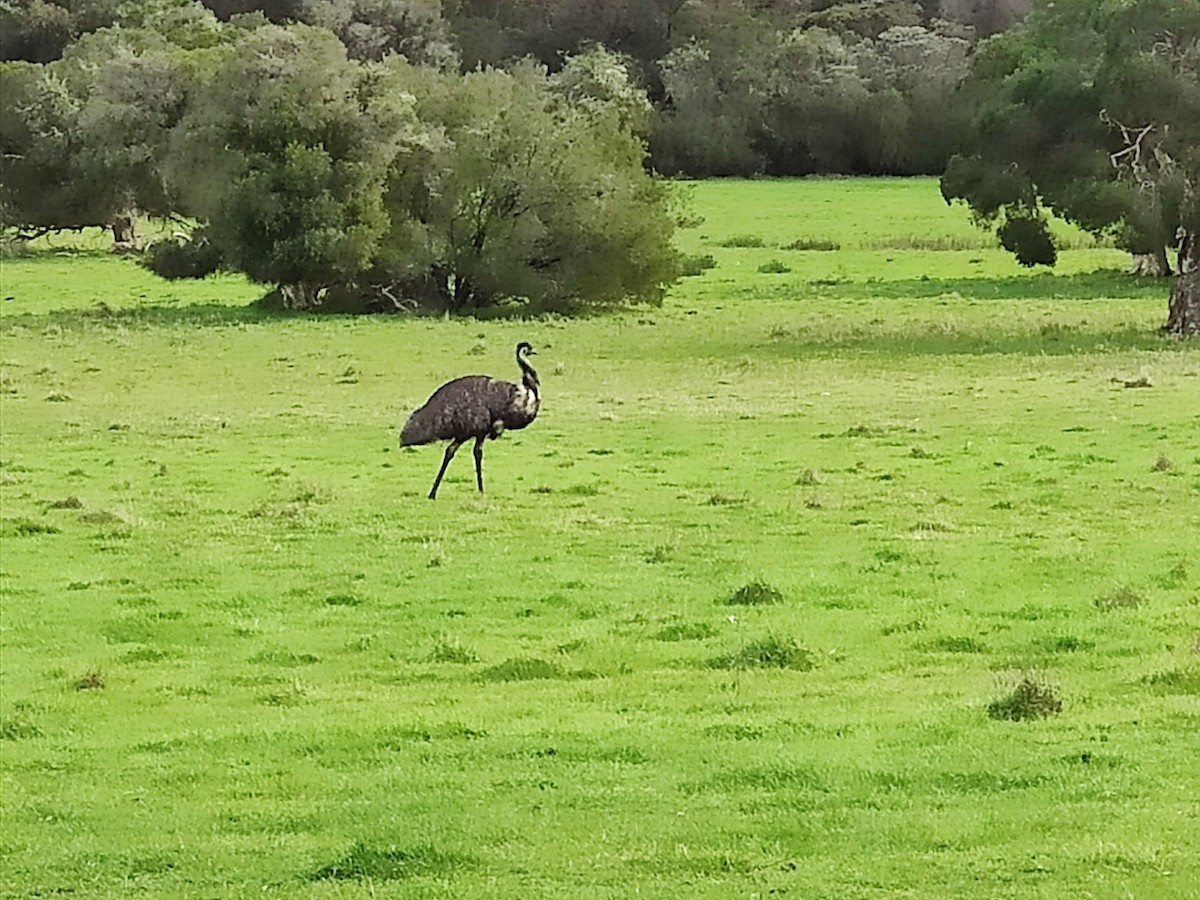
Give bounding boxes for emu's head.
[516,341,536,358]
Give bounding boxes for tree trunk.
[1130,247,1171,276]
[1179,232,1197,273]
[110,211,138,253]
[1166,269,1200,335]
[278,282,322,309]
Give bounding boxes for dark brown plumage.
[400,342,541,499]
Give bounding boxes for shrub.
[141,235,221,280]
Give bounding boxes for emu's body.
[400,342,540,499]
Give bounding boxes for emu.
[400,342,541,499]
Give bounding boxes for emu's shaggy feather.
[401,376,536,446]
[400,342,541,499]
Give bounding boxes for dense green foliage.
[942,0,1200,276]
[2,178,1197,898]
[4,0,1194,313]
[2,0,1031,183]
[1,10,680,312]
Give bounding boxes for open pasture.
[1,178,1198,898]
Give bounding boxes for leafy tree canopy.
[942,0,1200,273]
[145,31,679,313]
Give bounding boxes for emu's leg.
[473,436,486,493]
[429,440,463,500]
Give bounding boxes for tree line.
[3,1,1029,178]
[1,1,1197,327]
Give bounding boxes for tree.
[300,0,457,67]
[151,34,679,312]
[941,0,1200,332]
[1,5,228,244]
[378,51,680,311]
[0,0,124,63]
[161,23,413,306]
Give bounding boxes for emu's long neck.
[518,354,539,395]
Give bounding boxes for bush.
[141,235,221,280]
[678,253,717,276]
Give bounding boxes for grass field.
[2,177,1198,898]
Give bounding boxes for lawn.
[1,177,1198,898]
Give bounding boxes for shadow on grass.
[1,296,594,330]
[311,843,475,882]
[750,272,1181,357]
[1,302,302,331]
[835,271,1167,302]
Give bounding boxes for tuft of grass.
[679,253,718,276]
[249,648,319,666]
[1,517,60,537]
[1040,635,1094,653]
[1145,667,1200,695]
[709,636,814,671]
[724,581,783,606]
[882,619,926,636]
[1093,585,1147,611]
[428,636,479,664]
[987,675,1063,721]
[926,636,986,654]
[324,593,362,607]
[702,723,766,740]
[1155,560,1187,589]
[1,717,43,741]
[257,681,307,706]
[867,235,990,251]
[707,493,746,506]
[717,234,766,248]
[563,482,601,496]
[784,237,840,251]
[757,259,791,274]
[46,496,84,510]
[79,509,128,526]
[844,423,915,438]
[476,657,566,682]
[121,646,171,663]
[311,843,474,882]
[1152,453,1172,472]
[74,670,104,691]
[653,622,718,642]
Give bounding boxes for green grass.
[2,177,1198,898]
